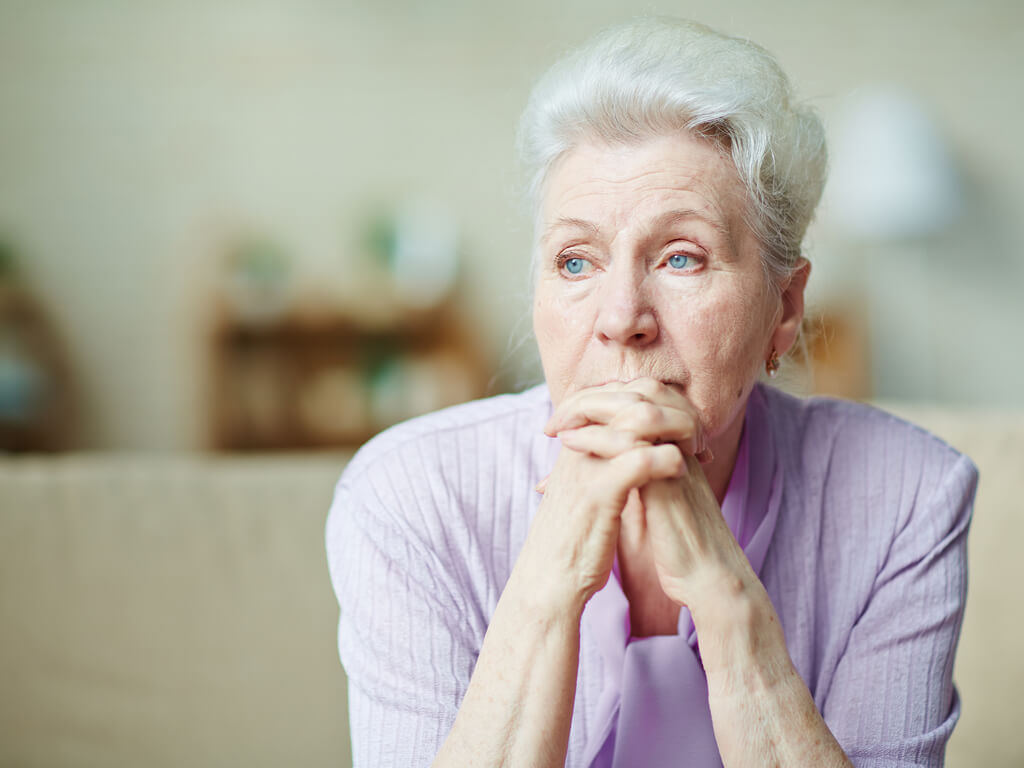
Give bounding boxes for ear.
[770,258,811,357]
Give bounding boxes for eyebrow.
[650,208,730,237]
[540,216,601,245]
[540,207,729,245]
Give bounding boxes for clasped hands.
[526,378,753,619]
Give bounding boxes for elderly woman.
[326,18,977,768]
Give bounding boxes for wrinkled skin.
[532,133,807,631]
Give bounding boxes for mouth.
[586,377,686,392]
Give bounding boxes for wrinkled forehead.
[536,133,752,249]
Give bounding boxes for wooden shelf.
[208,300,490,451]
[0,282,75,452]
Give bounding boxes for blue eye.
[667,253,691,269]
[564,257,585,274]
[556,253,593,278]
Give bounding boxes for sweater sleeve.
[822,451,978,767]
[325,451,481,768]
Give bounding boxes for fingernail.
[535,474,550,494]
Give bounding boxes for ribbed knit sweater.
[326,383,977,767]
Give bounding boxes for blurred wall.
[1,0,1021,450]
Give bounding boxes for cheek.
[532,285,591,396]
[672,291,762,363]
[705,278,774,355]
[533,281,595,339]
[532,286,564,353]
[667,285,772,425]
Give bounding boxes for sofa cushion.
[0,453,351,768]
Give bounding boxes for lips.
[580,377,687,393]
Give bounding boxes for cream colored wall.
[1,0,1021,449]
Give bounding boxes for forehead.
[540,133,748,240]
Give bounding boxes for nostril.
[593,283,659,345]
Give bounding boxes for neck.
[703,406,748,505]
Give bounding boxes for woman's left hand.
[638,459,758,612]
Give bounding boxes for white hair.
[517,17,828,287]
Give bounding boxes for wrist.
[502,559,589,628]
[690,575,793,697]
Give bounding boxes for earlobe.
[770,259,811,357]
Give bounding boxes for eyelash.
[663,252,703,272]
[554,250,704,278]
[554,252,592,277]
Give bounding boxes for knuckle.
[632,450,656,474]
[652,443,682,471]
[678,412,697,436]
[638,448,663,473]
[634,401,660,422]
[630,377,662,397]
[613,428,639,449]
[666,444,685,471]
[612,448,645,475]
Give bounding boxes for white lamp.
[825,86,963,400]
[829,85,961,240]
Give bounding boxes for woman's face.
[532,132,806,446]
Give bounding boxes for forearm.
[433,567,583,768]
[694,578,853,768]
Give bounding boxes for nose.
[593,268,659,346]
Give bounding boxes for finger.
[545,379,667,435]
[549,390,699,442]
[559,424,650,458]
[545,390,646,435]
[598,444,686,501]
[609,401,703,455]
[548,380,707,451]
[620,379,705,443]
[622,377,685,402]
[557,399,704,456]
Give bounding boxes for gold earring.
[766,348,780,378]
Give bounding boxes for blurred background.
[4,4,1024,766]
[1,0,1021,452]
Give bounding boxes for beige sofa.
[0,453,352,768]
[1,405,1021,767]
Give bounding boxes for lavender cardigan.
[326,383,977,767]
